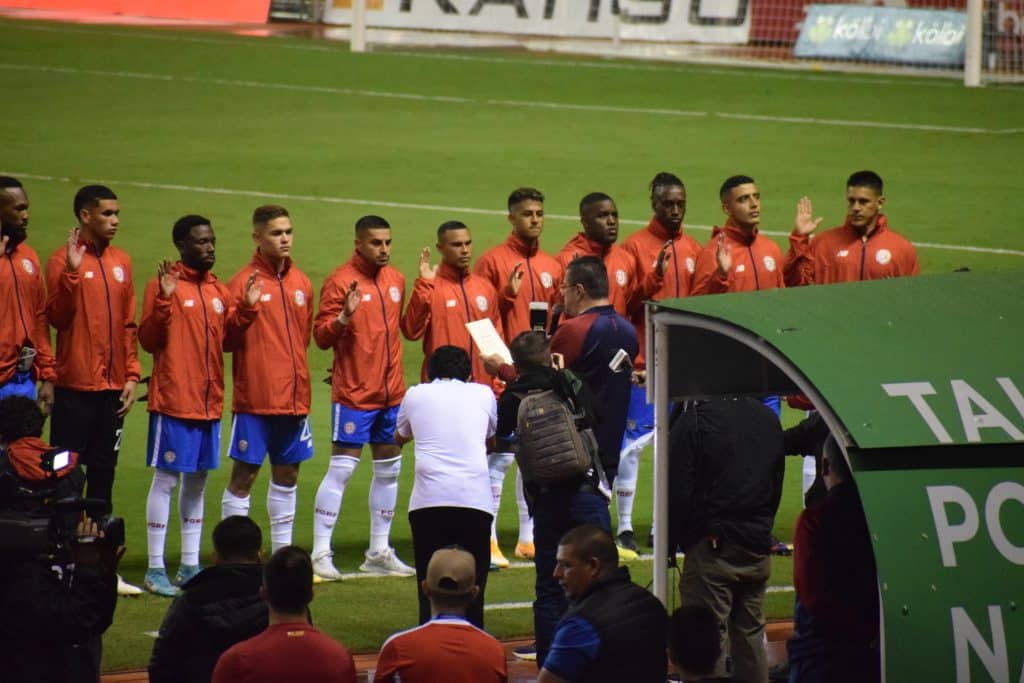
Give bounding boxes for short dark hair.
[559,524,618,570]
[579,192,613,215]
[822,435,852,482]
[0,176,23,190]
[510,331,551,371]
[172,215,212,244]
[0,397,45,443]
[213,515,263,563]
[252,205,289,227]
[650,171,685,197]
[428,345,471,381]
[73,185,117,219]
[565,256,609,299]
[437,220,468,241]
[847,170,884,195]
[719,175,755,201]
[669,605,721,677]
[263,546,313,614]
[508,187,544,212]
[356,215,390,234]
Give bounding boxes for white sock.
[615,440,643,535]
[313,455,359,557]
[487,452,514,542]
[146,469,178,569]
[802,455,816,501]
[222,488,251,519]
[368,455,401,554]
[268,481,297,552]
[179,471,208,567]
[515,467,534,544]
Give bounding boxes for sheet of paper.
[465,318,512,364]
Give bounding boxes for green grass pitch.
[2,17,1022,671]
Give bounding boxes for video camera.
[0,448,124,560]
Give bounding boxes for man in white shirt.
[396,345,497,628]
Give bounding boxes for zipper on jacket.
[96,254,115,387]
[197,282,212,418]
[525,255,536,301]
[747,246,761,290]
[277,276,300,414]
[6,255,31,344]
[859,236,868,280]
[372,274,391,406]
[670,240,680,296]
[458,275,475,380]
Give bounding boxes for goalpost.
[322,1,1022,87]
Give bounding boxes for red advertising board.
[0,0,271,23]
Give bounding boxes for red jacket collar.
[646,216,682,241]
[350,251,383,279]
[506,232,540,257]
[569,232,612,258]
[174,261,215,284]
[438,261,468,282]
[712,220,758,247]
[841,214,889,239]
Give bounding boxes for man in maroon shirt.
[212,546,356,683]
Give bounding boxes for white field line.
[7,171,1024,258]
[5,20,964,90]
[0,61,1016,135]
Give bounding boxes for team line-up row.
[0,170,918,595]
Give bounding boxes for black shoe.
[769,661,790,681]
[617,530,639,552]
[647,532,654,549]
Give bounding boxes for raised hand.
[506,261,525,297]
[793,196,823,236]
[157,259,178,297]
[419,247,438,280]
[715,234,733,277]
[66,228,86,271]
[243,271,263,308]
[343,280,362,316]
[655,240,673,277]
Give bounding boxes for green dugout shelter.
[646,271,1024,682]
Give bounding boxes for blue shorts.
[0,371,36,401]
[147,412,220,473]
[331,404,399,447]
[228,413,314,466]
[622,383,655,446]
[762,395,781,418]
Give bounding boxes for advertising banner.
[323,0,752,44]
[0,1,271,23]
[794,3,967,65]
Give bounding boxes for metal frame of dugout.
[646,270,1024,682]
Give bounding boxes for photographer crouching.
[0,396,124,683]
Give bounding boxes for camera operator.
[0,395,123,683]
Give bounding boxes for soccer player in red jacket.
[473,188,561,567]
[784,170,919,286]
[221,205,314,554]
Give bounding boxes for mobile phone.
[529,301,549,331]
[609,348,632,373]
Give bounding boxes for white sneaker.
[312,551,344,582]
[117,574,143,596]
[359,547,415,576]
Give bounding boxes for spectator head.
[212,515,263,565]
[669,605,722,680]
[562,256,608,316]
[821,435,852,489]
[422,547,479,613]
[354,215,392,268]
[427,345,471,382]
[510,331,551,372]
[650,171,686,233]
[555,524,618,601]
[261,546,314,618]
[578,192,618,246]
[0,396,45,446]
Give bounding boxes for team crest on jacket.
[112,266,125,283]
[540,272,553,288]
[686,257,696,274]
[763,256,777,272]
[294,290,306,306]
[615,269,627,286]
[389,286,401,303]
[875,249,892,265]
[211,297,225,314]
[21,259,34,275]
[476,295,489,312]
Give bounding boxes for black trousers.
[408,506,492,629]
[50,388,125,505]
